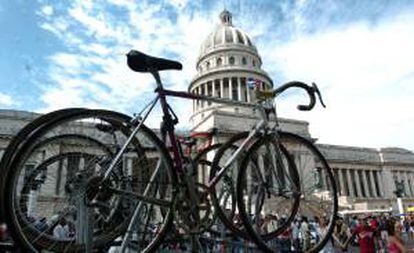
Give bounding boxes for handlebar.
[255,81,326,111]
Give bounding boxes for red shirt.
[370,219,378,230]
[355,225,375,253]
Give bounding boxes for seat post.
[150,69,164,90]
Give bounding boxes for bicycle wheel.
[3,109,177,253]
[183,143,222,234]
[235,132,300,241]
[0,109,86,212]
[209,132,259,238]
[237,131,337,253]
[160,143,223,252]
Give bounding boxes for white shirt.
[53,224,69,239]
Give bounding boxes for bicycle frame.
[102,70,262,186]
[113,70,301,252]
[114,70,270,251]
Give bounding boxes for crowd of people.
[233,213,414,253]
[340,214,414,253]
[3,213,414,252]
[179,213,414,253]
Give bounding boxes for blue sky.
[1,0,414,151]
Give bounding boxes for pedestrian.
[359,217,376,253]
[379,216,390,251]
[318,216,334,253]
[343,217,376,253]
[349,215,358,231]
[386,218,412,253]
[292,220,301,252]
[301,217,311,251]
[53,218,69,239]
[404,218,410,235]
[278,216,291,253]
[260,214,279,250]
[409,217,414,239]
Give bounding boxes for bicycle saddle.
[127,50,182,73]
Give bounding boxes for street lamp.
[393,175,405,198]
[393,175,405,220]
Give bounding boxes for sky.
[0,0,413,151]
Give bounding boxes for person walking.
[318,217,334,253]
[301,217,311,251]
[387,218,412,253]
[53,218,69,239]
[292,220,301,252]
[343,217,376,253]
[379,216,390,251]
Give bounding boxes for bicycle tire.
[209,131,256,239]
[0,108,86,252]
[3,109,178,253]
[0,108,86,201]
[192,143,222,234]
[237,131,338,253]
[17,134,115,234]
[236,132,300,240]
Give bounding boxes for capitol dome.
[189,10,273,126]
[199,10,258,57]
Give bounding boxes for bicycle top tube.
[158,88,258,109]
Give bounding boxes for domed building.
[189,10,274,126]
[188,10,414,215]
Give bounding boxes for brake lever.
[312,82,326,108]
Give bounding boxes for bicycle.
[207,81,338,253]
[0,111,222,252]
[0,50,336,252]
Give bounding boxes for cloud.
[35,0,414,150]
[35,0,222,127]
[0,92,15,106]
[261,11,414,150]
[40,5,53,16]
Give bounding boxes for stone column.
[195,86,199,111]
[333,169,340,195]
[237,77,242,101]
[320,169,328,191]
[346,169,355,197]
[212,80,216,97]
[338,169,347,196]
[403,171,411,197]
[246,78,251,102]
[369,170,378,198]
[361,169,371,198]
[408,173,414,197]
[229,78,233,99]
[354,169,363,198]
[193,99,195,112]
[343,170,350,196]
[204,83,208,97]
[220,79,224,98]
[198,84,203,108]
[361,170,370,198]
[376,171,385,197]
[395,171,401,194]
